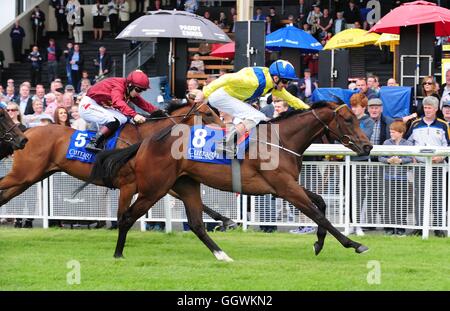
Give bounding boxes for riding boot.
[85,119,119,153]
[215,124,239,158]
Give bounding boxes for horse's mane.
[265,100,331,123]
[165,100,191,114]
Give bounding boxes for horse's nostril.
[19,138,28,148]
[363,144,373,154]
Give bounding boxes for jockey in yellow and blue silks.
[196,60,309,155]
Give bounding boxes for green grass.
[0,228,449,290]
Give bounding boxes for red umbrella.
[369,1,450,36]
[210,42,235,59]
[369,1,450,101]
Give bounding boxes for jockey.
[196,59,309,155]
[79,70,157,152]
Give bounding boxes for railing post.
[448,160,450,237]
[242,195,249,231]
[344,156,351,235]
[164,195,172,233]
[42,179,48,229]
[138,45,141,67]
[122,53,126,77]
[422,157,432,239]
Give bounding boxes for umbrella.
[117,10,231,95]
[369,1,450,101]
[323,28,380,50]
[210,42,235,59]
[265,24,323,53]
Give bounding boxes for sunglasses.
[6,109,18,112]
[279,78,291,84]
[422,82,433,85]
[134,87,145,93]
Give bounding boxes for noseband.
[311,104,357,147]
[0,121,19,143]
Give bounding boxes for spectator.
[307,4,322,39]
[62,92,74,109]
[386,77,397,86]
[218,11,228,29]
[406,96,448,238]
[15,83,33,115]
[439,69,450,107]
[272,96,289,118]
[332,11,346,35]
[23,98,46,128]
[187,78,199,92]
[355,77,378,99]
[0,49,4,82]
[297,0,309,27]
[69,44,84,90]
[6,102,32,228]
[32,84,47,107]
[5,85,17,102]
[94,46,112,81]
[367,98,393,147]
[44,93,58,116]
[134,0,145,13]
[78,77,92,95]
[66,0,80,40]
[378,120,413,236]
[54,107,71,126]
[70,104,87,130]
[318,8,333,40]
[343,0,361,28]
[230,14,237,33]
[442,100,450,124]
[38,114,54,126]
[10,20,26,62]
[92,0,106,40]
[298,68,318,103]
[108,0,120,37]
[417,76,440,117]
[64,42,74,85]
[268,7,281,31]
[265,15,274,35]
[28,46,43,86]
[367,75,380,96]
[73,5,85,44]
[46,38,61,84]
[31,5,45,47]
[118,0,130,33]
[184,0,198,13]
[253,7,266,21]
[51,0,68,35]
[188,53,205,75]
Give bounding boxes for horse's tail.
[72,142,142,197]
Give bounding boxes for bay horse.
[85,100,373,261]
[0,101,235,228]
[0,107,28,152]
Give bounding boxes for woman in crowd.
[54,106,71,127]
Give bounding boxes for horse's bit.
[0,121,19,143]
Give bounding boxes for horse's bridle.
[0,120,19,143]
[311,104,357,148]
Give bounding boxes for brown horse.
[0,107,28,152]
[0,101,235,228]
[85,100,373,261]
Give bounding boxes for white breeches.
[79,96,128,126]
[207,88,268,125]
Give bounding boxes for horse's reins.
[0,121,19,143]
[249,104,356,158]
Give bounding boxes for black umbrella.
[117,10,231,95]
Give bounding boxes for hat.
[39,114,54,123]
[55,87,64,94]
[442,99,450,108]
[65,84,75,91]
[367,98,383,106]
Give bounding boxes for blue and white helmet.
[269,60,299,81]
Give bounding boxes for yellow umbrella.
[323,28,381,50]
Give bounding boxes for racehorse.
[0,107,28,152]
[0,101,235,228]
[85,100,373,261]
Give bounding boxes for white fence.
[0,144,449,239]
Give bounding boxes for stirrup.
[215,140,236,159]
[85,141,104,153]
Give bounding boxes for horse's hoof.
[313,242,323,256]
[114,253,124,259]
[355,245,369,254]
[223,221,238,229]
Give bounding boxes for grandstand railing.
[122,40,156,77]
[0,144,449,239]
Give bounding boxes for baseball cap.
[65,84,75,92]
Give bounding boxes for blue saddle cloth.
[187,125,252,165]
[65,126,123,164]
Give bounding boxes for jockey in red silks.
[79,70,157,152]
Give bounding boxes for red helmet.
[126,70,150,90]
